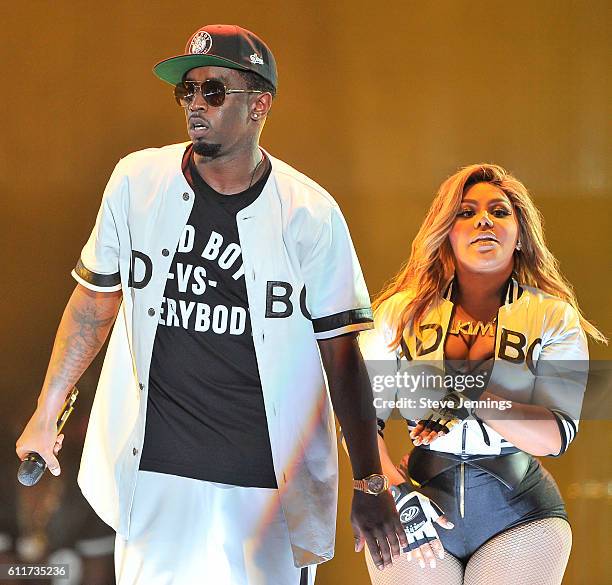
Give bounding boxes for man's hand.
[351,490,408,570]
[391,483,454,569]
[16,411,64,476]
[317,334,409,568]
[16,284,121,478]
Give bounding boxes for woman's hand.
[410,391,469,445]
[410,420,448,446]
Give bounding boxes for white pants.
[115,471,316,585]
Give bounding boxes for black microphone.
[17,387,79,486]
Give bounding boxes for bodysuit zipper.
[459,304,502,518]
[460,463,465,518]
[460,422,467,518]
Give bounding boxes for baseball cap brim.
[153,54,250,85]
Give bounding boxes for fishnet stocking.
[464,517,571,585]
[365,547,463,584]
[364,518,571,585]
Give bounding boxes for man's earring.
[251,113,259,119]
[516,240,522,251]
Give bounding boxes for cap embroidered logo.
[250,52,264,65]
[190,31,213,54]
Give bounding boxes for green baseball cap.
[153,24,277,89]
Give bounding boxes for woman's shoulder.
[517,284,579,319]
[515,285,585,345]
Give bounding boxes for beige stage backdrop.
[2,2,610,584]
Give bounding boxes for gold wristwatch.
[353,473,389,495]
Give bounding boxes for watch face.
[367,476,385,493]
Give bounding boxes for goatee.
[192,141,222,158]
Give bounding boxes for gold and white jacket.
[359,278,589,456]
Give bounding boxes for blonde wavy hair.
[373,163,607,347]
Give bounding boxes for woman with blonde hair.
[360,164,605,584]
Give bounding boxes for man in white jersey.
[16,24,406,584]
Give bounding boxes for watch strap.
[353,474,389,495]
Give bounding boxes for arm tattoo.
[48,297,119,392]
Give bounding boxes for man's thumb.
[44,453,61,476]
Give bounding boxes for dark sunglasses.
[174,79,263,108]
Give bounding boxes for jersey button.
[162,249,169,257]
[139,383,144,390]
[148,308,156,316]
[182,192,190,201]
[132,447,138,456]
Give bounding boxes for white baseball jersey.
[360,278,589,456]
[72,142,374,567]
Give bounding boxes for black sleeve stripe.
[550,409,577,454]
[74,258,121,288]
[312,308,373,334]
[553,409,577,439]
[551,416,568,455]
[560,419,574,443]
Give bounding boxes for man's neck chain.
[247,151,266,190]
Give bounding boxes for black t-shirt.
[140,146,277,488]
